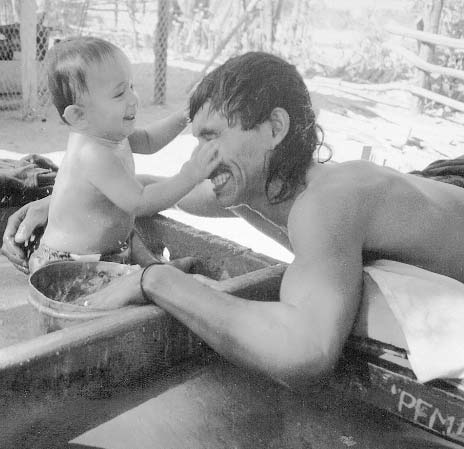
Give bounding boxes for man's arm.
[152,200,364,389]
[83,198,365,390]
[231,205,291,251]
[175,179,235,218]
[1,196,50,272]
[129,109,188,155]
[276,226,364,386]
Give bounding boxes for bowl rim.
[28,260,138,316]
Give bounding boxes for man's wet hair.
[190,52,326,204]
[46,36,123,124]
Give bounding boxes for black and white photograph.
[0,0,464,447]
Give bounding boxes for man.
[3,52,464,391]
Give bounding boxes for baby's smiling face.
[81,51,138,142]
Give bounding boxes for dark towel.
[410,156,464,188]
[0,154,57,207]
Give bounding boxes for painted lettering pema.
[391,385,464,437]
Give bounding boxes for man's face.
[81,52,138,141]
[191,103,273,208]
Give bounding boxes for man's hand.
[76,269,147,309]
[1,197,50,273]
[79,259,198,309]
[20,154,58,172]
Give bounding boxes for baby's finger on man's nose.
[202,141,219,158]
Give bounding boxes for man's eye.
[114,90,125,98]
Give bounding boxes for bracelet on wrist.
[140,261,164,304]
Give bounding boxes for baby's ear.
[63,105,86,128]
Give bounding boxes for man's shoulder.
[325,159,393,179]
[305,160,397,199]
[289,161,397,234]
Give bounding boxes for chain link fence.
[0,2,55,116]
[1,0,306,119]
[0,0,172,118]
[2,0,453,120]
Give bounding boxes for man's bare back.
[291,160,464,283]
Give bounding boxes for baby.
[28,36,218,273]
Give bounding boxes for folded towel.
[364,260,464,382]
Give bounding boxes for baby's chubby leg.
[129,230,166,267]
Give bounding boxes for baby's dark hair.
[46,36,122,124]
[190,52,326,204]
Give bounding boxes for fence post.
[153,0,169,105]
[413,0,443,114]
[20,0,38,119]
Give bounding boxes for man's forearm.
[176,180,235,218]
[146,110,188,152]
[130,110,188,155]
[143,265,328,389]
[232,205,291,250]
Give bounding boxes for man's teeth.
[124,114,135,120]
[211,172,231,187]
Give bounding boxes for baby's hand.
[181,141,220,184]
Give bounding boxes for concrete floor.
[0,255,44,348]
[3,356,458,449]
[0,255,28,308]
[0,254,461,449]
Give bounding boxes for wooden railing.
[385,22,464,114]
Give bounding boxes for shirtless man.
[3,52,464,391]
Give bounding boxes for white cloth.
[364,259,464,383]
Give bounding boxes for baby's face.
[81,51,138,141]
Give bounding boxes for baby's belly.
[87,217,134,254]
[43,210,135,255]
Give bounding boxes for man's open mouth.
[209,165,232,190]
[124,114,136,120]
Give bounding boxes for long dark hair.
[190,52,326,204]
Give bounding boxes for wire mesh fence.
[0,0,265,119]
[0,0,334,120]
[0,0,172,118]
[2,0,460,120]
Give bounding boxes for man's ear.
[269,107,290,146]
[63,105,87,128]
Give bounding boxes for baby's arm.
[129,109,188,155]
[85,142,219,217]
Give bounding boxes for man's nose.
[129,89,139,106]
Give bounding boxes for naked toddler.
[29,36,219,273]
